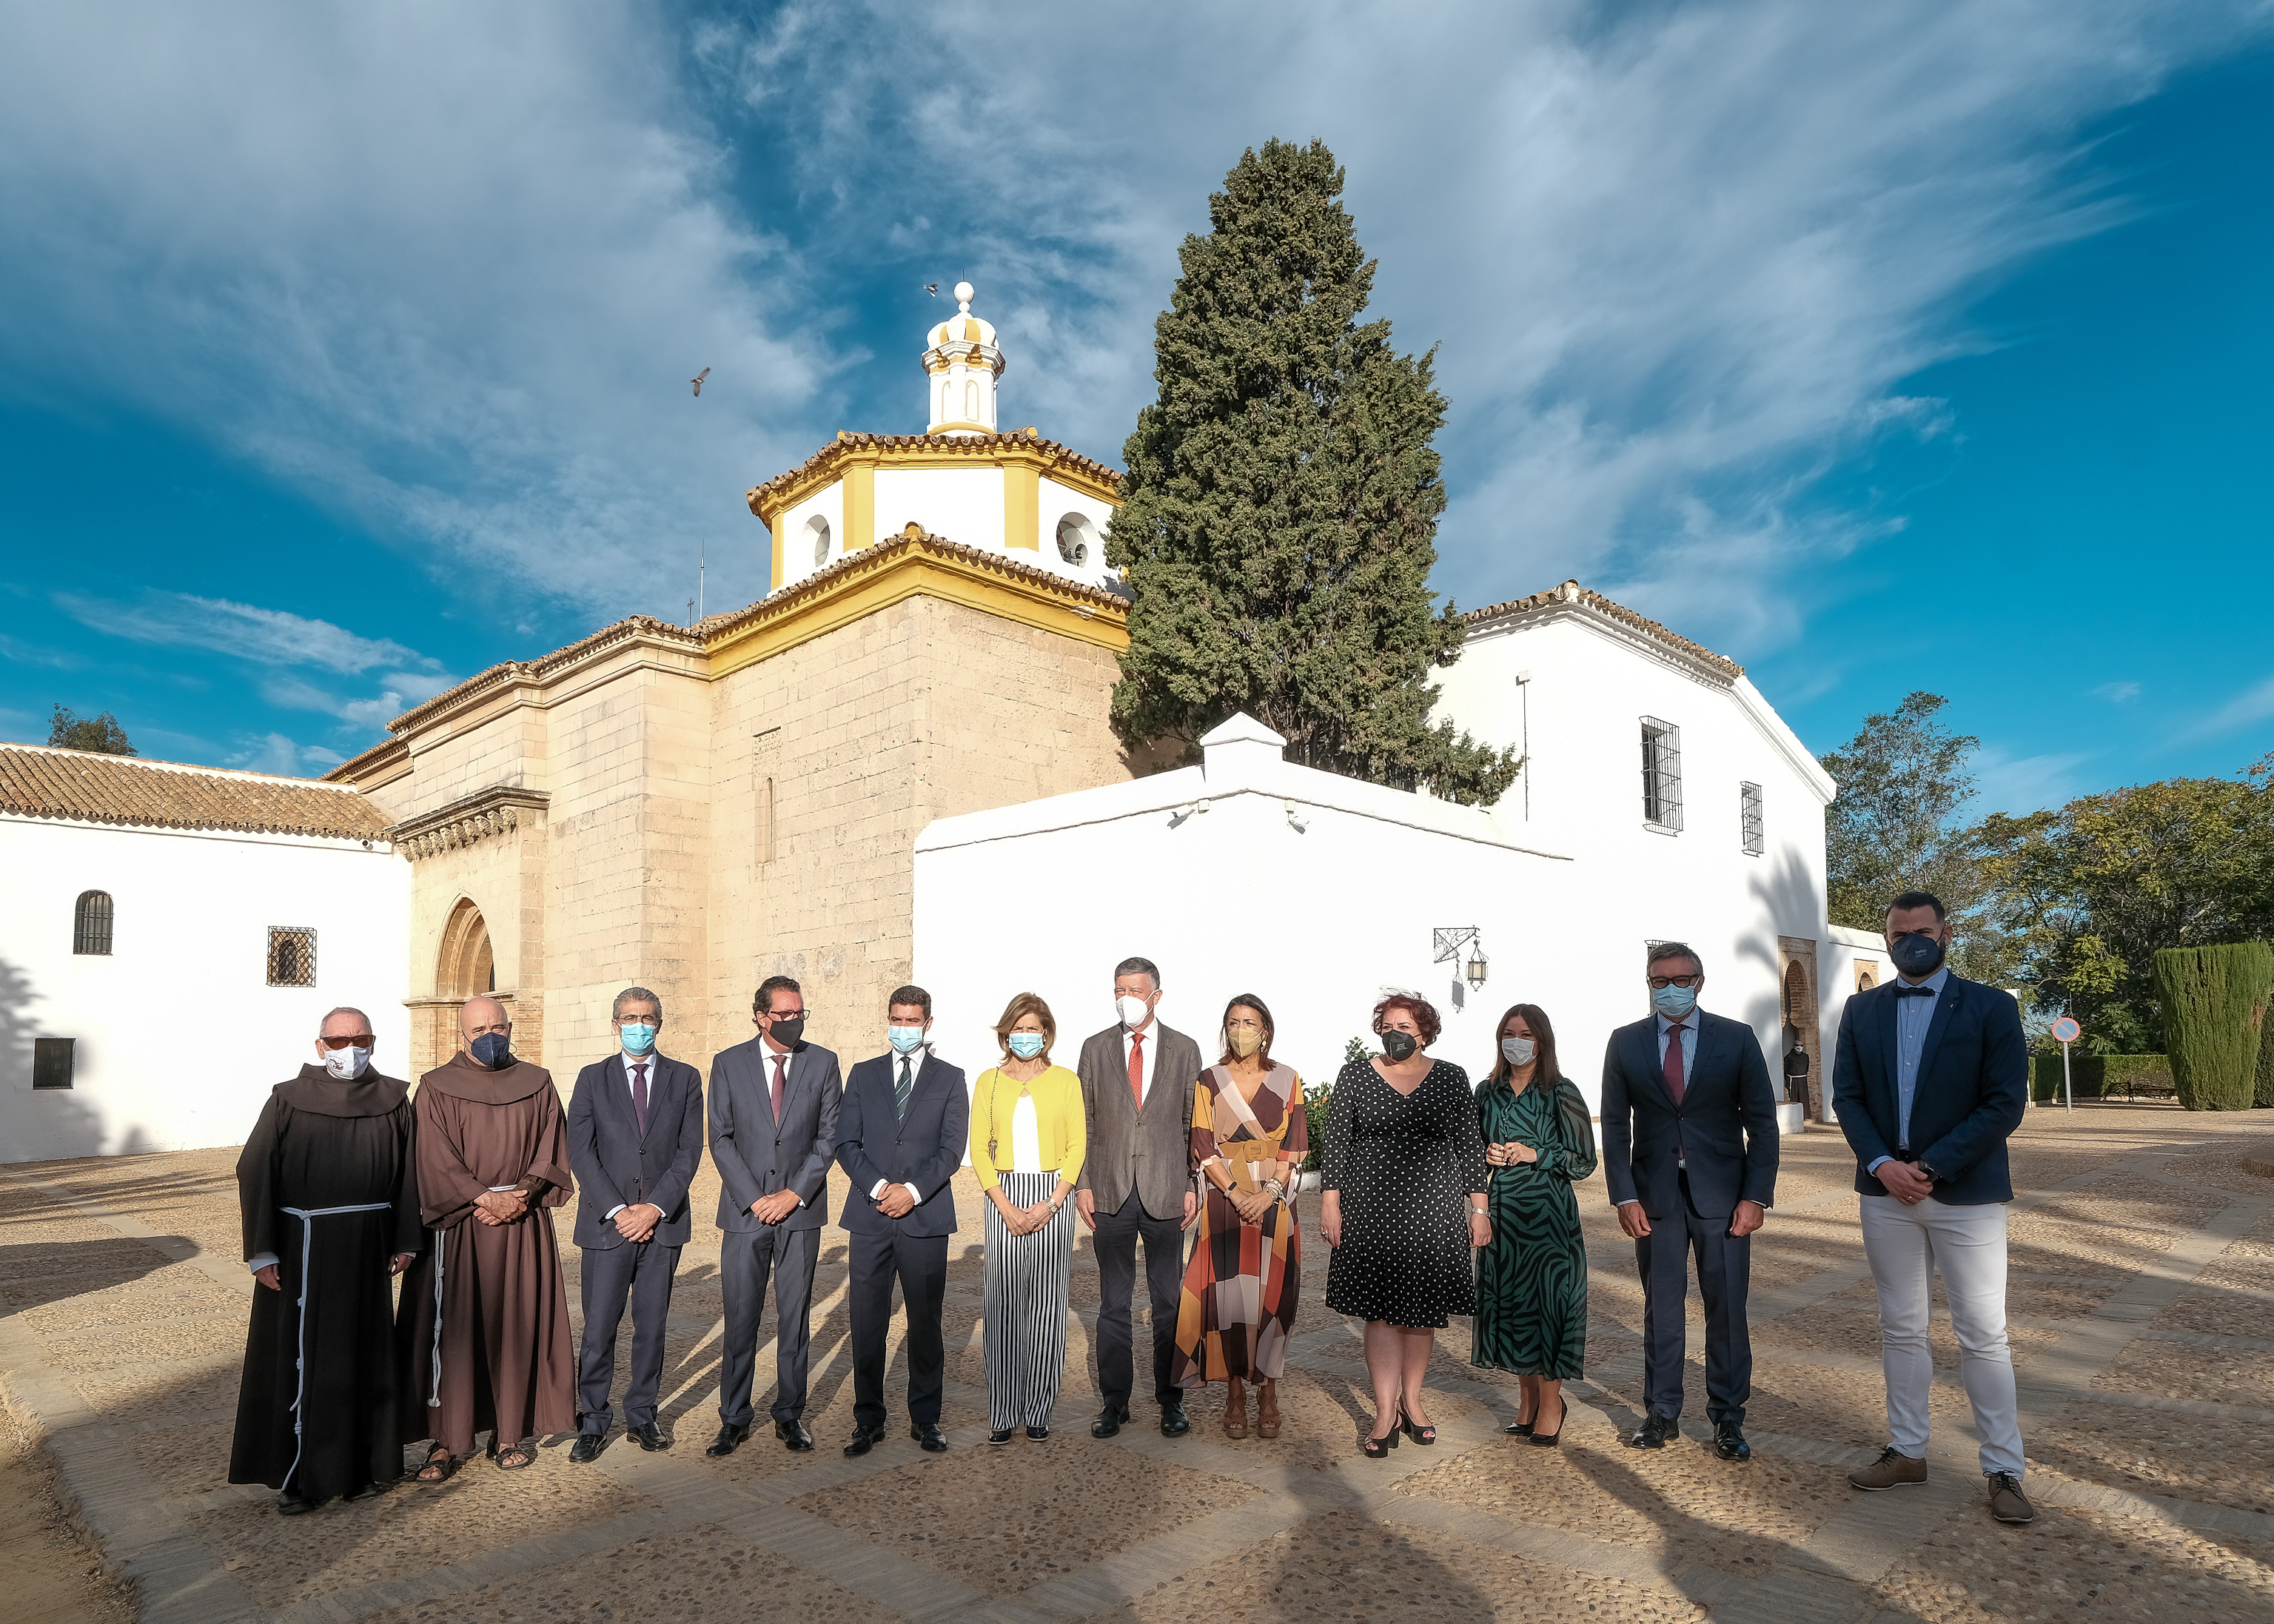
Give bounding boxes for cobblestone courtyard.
[3,1107,2271,1624]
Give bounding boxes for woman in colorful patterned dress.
[1472,1001,1597,1446]
[1171,995,1307,1439]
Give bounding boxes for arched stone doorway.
[1777,943,1823,1121]
[411,898,517,1075]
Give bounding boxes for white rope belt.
[429,1187,520,1409]
[278,1201,395,1492]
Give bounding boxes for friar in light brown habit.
[398,995,577,1477]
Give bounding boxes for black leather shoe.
[988,1427,1015,1445]
[1092,1404,1130,1439]
[1160,1404,1190,1438]
[568,1432,606,1465]
[1628,1414,1677,1450]
[1714,1420,1751,1461]
[705,1423,752,1457]
[844,1423,885,1457]
[777,1418,814,1452]
[1025,1424,1050,1441]
[912,1423,948,1453]
[276,1490,319,1516]
[628,1421,670,1452]
[344,1478,392,1502]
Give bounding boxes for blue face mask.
[888,1025,927,1056]
[1650,984,1697,1019]
[619,1023,657,1056]
[470,1031,512,1067]
[1890,931,1946,978]
[1007,1032,1046,1060]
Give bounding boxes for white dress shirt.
[868,1051,924,1207]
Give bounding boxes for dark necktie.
[895,1056,913,1121]
[631,1061,648,1136]
[1662,1023,1688,1106]
[770,1053,788,1123]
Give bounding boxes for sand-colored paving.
[3,1106,2272,1623]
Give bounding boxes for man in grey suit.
[564,986,706,1463]
[1076,955,1200,1440]
[706,974,840,1456]
[1601,941,1780,1461]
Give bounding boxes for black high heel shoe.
[1361,1418,1401,1458]
[1398,1404,1437,1446]
[1505,1400,1536,1437]
[1529,1393,1566,1448]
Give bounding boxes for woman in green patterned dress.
[1472,1001,1597,1445]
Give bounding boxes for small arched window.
[1055,512,1096,566]
[805,514,832,568]
[73,890,113,956]
[965,380,979,420]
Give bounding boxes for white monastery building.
[4,286,1867,1160]
[0,745,407,1161]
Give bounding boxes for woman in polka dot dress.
[1320,991,1492,1458]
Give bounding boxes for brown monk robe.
[230,1009,423,1513]
[398,1004,577,1476]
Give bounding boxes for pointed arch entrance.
[1777,938,1822,1120]
[410,897,520,1075]
[437,899,496,998]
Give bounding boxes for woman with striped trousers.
[970,993,1087,1443]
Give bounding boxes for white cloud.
[57,592,442,677]
[2090,680,2141,703]
[227,732,312,776]
[1,0,2267,656]
[2190,672,2274,739]
[1974,745,2092,814]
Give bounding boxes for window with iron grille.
[266,927,317,987]
[33,1037,76,1089]
[73,890,113,955]
[1640,718,1683,830]
[1740,782,1765,855]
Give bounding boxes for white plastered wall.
[774,480,847,590]
[0,816,412,1162]
[1037,476,1120,593]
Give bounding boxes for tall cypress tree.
[1107,139,1519,806]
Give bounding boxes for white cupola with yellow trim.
[925,281,1003,436]
[745,283,1125,597]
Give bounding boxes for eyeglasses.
[318,1033,375,1050]
[1646,975,1701,990]
[762,1008,810,1021]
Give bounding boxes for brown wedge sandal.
[1256,1378,1281,1439]
[1222,1375,1249,1439]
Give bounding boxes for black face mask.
[1381,1030,1419,1062]
[1890,931,1947,978]
[768,1016,806,1048]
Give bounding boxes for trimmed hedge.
[2260,1012,2274,1108]
[2154,942,2274,1112]
[2030,1053,2173,1104]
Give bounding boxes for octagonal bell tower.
[924,282,1004,436]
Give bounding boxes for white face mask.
[1116,993,1153,1030]
[323,1046,372,1081]
[1500,1036,1536,1067]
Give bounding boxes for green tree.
[1819,692,1983,931]
[47,705,136,756]
[2153,942,2272,1111]
[1976,771,2274,1050]
[1107,139,1518,805]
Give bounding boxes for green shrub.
[2153,943,2274,1112]
[1298,1036,1371,1171]
[2029,1053,2174,1104]
[2259,1009,2274,1108]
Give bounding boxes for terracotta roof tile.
[0,745,392,841]
[745,429,1121,515]
[1463,580,1743,680]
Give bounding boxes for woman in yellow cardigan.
[970,991,1087,1443]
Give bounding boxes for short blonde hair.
[993,992,1056,1065]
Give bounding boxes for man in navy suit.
[705,974,840,1456]
[563,982,705,1464]
[834,984,969,1457]
[564,987,706,1462]
[1834,890,2033,1526]
[1601,940,1780,1460]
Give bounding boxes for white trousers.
[1858,1193,2024,1477]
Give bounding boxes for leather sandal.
[413,1446,457,1485]
[494,1438,538,1471]
[1256,1378,1281,1439]
[1222,1377,1248,1439]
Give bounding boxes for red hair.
[1372,990,1441,1047]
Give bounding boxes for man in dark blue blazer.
[564,987,706,1462]
[1601,940,1780,1460]
[1834,890,2033,1526]
[705,974,840,1457]
[834,983,969,1458]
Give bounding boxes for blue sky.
[0,1,2267,805]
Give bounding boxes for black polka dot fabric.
[1321,1056,1491,1329]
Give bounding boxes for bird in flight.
[691,367,711,396]
[922,283,939,297]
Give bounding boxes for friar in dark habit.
[399,993,578,1479]
[230,1005,423,1515]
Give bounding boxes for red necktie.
[1127,1032,1145,1110]
[1663,1023,1688,1106]
[770,1053,788,1123]
[631,1061,648,1136]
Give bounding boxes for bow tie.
[1894,984,1938,998]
